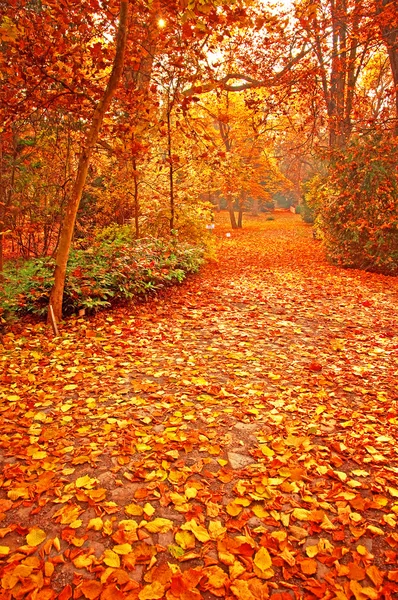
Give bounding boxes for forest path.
[1,212,398,599]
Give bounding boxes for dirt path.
[1,212,398,599]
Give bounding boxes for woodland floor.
[1,211,398,600]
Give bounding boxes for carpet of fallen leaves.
[1,211,398,600]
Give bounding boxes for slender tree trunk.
[237,191,245,228]
[48,0,129,322]
[227,196,238,229]
[167,100,175,233]
[237,209,243,228]
[132,155,140,238]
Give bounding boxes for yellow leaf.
[103,549,120,567]
[103,520,113,536]
[208,520,227,540]
[144,518,173,534]
[143,503,155,517]
[87,518,103,531]
[73,554,94,568]
[206,501,221,518]
[230,580,256,600]
[367,525,384,536]
[253,547,272,572]
[175,530,196,550]
[0,546,10,555]
[320,514,336,530]
[306,545,319,558]
[26,527,46,547]
[271,531,287,542]
[170,492,187,506]
[138,581,166,600]
[75,475,96,489]
[70,519,82,529]
[125,503,143,516]
[388,487,398,498]
[185,487,197,499]
[181,519,210,542]
[204,565,228,589]
[113,543,132,555]
[7,395,20,402]
[32,451,47,460]
[252,505,269,518]
[259,445,275,457]
[292,508,311,521]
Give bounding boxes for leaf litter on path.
[1,212,398,599]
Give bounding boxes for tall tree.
[375,0,398,134]
[49,0,129,321]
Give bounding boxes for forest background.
[0,0,397,323]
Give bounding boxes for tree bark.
[167,99,175,233]
[375,0,398,135]
[227,198,238,229]
[48,0,129,322]
[132,155,140,238]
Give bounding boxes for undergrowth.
[0,233,205,319]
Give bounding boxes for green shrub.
[0,232,205,318]
[320,134,398,275]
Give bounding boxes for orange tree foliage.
[319,133,398,274]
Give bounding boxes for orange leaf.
[81,580,103,599]
[348,562,366,581]
[100,584,125,600]
[300,558,317,575]
[58,585,72,600]
[366,565,384,587]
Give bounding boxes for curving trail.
[1,211,398,599]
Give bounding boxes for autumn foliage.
[318,134,398,275]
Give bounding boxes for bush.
[320,134,398,275]
[301,174,328,228]
[0,231,205,318]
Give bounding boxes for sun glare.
[158,18,166,28]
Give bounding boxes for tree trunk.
[227,198,238,229]
[251,198,259,216]
[167,99,175,233]
[376,0,398,135]
[132,155,140,238]
[237,209,243,228]
[48,0,129,322]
